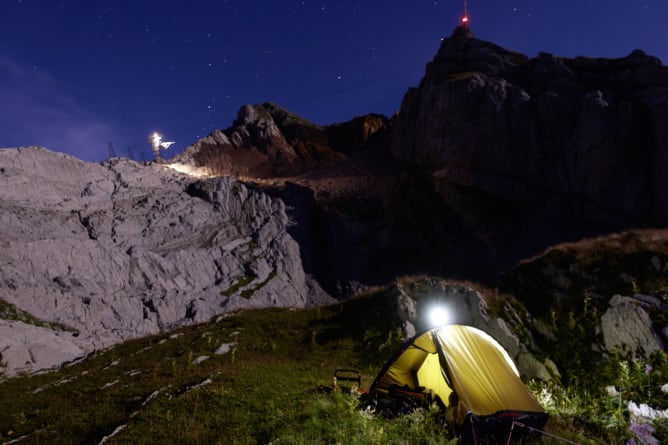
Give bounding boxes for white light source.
[428,306,450,327]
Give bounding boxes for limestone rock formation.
[0,147,332,376]
[600,295,665,357]
[5,27,668,377]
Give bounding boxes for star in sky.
[0,1,666,161]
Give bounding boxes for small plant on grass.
[530,350,668,444]
[545,293,603,386]
[280,392,457,445]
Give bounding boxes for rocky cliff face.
[392,24,668,256]
[0,147,331,376]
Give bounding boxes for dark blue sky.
[1,1,666,162]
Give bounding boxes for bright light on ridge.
[167,162,210,178]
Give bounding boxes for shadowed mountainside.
[176,25,668,296]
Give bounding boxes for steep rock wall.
[392,26,668,247]
[0,147,331,376]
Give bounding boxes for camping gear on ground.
[368,324,548,441]
[332,368,361,394]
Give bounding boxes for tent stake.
[505,421,516,445]
[469,415,478,445]
[509,421,583,445]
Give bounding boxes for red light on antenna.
[461,15,469,23]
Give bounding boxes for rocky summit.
[0,147,331,376]
[393,24,668,250]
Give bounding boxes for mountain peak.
[451,23,473,39]
[430,27,528,80]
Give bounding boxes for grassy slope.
[1,275,666,444]
[0,293,406,445]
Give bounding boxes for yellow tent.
[369,325,547,439]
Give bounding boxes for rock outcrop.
[600,295,665,357]
[175,102,390,178]
[0,147,331,376]
[498,229,668,317]
[392,25,668,267]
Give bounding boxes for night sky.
[1,1,666,162]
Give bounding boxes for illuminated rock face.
[392,31,668,241]
[176,102,390,178]
[0,147,332,376]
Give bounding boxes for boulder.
[600,295,664,357]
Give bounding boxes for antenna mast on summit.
[462,0,469,24]
[149,132,175,163]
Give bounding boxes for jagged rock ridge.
[175,102,390,178]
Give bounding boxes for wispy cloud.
[0,56,126,161]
